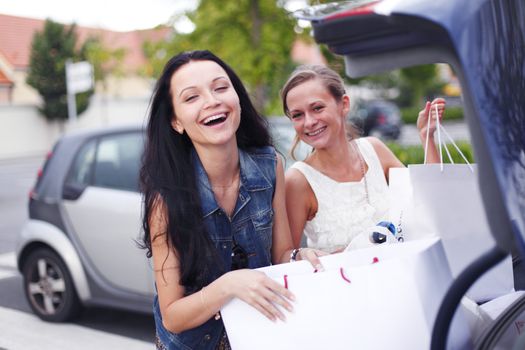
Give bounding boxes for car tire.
[22,248,82,322]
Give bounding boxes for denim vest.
[154,146,277,350]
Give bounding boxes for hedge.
[386,141,474,165]
[400,106,464,124]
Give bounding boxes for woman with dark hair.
[141,51,324,350]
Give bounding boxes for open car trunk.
[297,0,525,348]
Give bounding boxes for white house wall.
[0,95,150,160]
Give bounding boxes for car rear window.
[92,132,143,192]
[66,132,143,193]
[68,139,97,187]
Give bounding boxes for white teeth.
[203,113,226,125]
[306,127,326,136]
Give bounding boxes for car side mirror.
[62,183,87,200]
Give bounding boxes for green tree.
[26,19,93,123]
[144,0,296,114]
[398,64,444,107]
[81,36,126,92]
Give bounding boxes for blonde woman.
[281,65,444,253]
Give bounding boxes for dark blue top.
[153,146,277,350]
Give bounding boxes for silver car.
[16,126,151,321]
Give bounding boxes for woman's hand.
[417,98,446,142]
[297,248,328,272]
[224,269,295,322]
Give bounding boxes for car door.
[62,131,153,296]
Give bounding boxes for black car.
[348,99,402,140]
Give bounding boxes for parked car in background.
[348,99,402,140]
[16,126,150,322]
[16,118,304,322]
[268,116,312,167]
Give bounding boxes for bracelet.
[290,248,302,262]
[200,287,207,310]
[200,286,221,320]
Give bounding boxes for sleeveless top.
[290,138,390,253]
[153,146,277,350]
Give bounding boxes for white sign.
[66,61,94,94]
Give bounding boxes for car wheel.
[22,248,82,322]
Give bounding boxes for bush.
[386,141,474,165]
[400,106,464,124]
[26,19,93,122]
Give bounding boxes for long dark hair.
[140,50,271,293]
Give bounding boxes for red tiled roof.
[291,40,326,66]
[75,26,171,73]
[0,14,43,68]
[0,13,171,72]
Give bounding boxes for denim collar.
[191,147,273,218]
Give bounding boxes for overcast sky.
[0,0,309,32]
[0,0,196,31]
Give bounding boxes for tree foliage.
[143,0,297,114]
[26,19,93,122]
[81,36,126,91]
[397,64,445,107]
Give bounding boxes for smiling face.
[285,78,350,150]
[170,60,241,149]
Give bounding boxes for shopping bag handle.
[423,104,473,172]
[283,268,352,289]
[282,258,381,288]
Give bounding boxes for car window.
[68,139,96,186]
[92,132,143,192]
[268,118,312,168]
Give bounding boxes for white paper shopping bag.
[409,163,514,302]
[221,238,471,350]
[389,164,514,302]
[389,117,514,302]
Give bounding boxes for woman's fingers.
[416,101,431,132]
[300,248,327,272]
[258,291,288,321]
[232,270,296,321]
[430,98,446,121]
[250,299,278,321]
[418,99,446,141]
[251,280,294,321]
[423,100,431,119]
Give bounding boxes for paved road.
[0,157,154,350]
[398,120,470,146]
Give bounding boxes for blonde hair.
[280,65,355,160]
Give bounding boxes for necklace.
[350,140,370,205]
[211,171,240,190]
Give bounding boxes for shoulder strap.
[290,161,333,203]
[356,138,387,183]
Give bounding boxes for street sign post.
[65,60,94,122]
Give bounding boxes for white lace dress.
[290,138,390,252]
